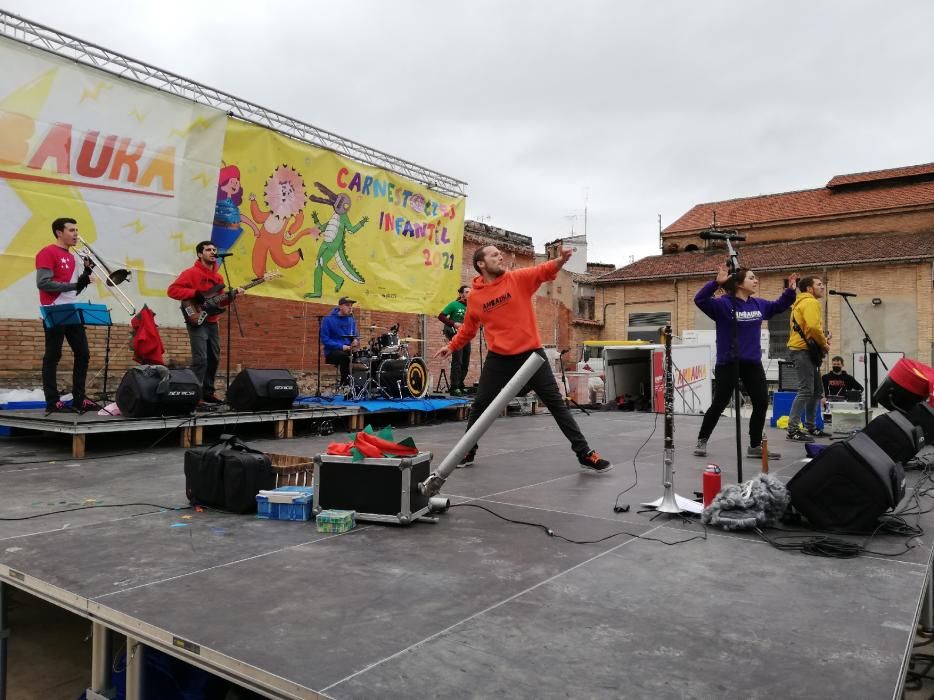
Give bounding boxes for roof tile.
[596,231,934,283]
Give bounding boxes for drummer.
[320,296,359,388]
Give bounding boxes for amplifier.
[312,452,433,525]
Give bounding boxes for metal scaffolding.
[0,10,467,198]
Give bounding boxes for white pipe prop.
[419,352,545,497]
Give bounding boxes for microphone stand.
[478,326,485,373]
[836,293,886,427]
[218,255,242,394]
[723,236,744,484]
[315,314,325,397]
[559,349,590,415]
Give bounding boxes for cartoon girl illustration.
[210,164,245,253]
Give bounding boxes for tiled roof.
[664,172,934,234]
[464,220,533,252]
[595,231,934,283]
[827,162,934,188]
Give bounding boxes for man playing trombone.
[36,217,97,413]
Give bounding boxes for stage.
[0,411,931,698]
[0,396,470,458]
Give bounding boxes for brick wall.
[0,229,550,395]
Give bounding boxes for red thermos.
[703,464,722,508]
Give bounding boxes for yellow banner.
[217,121,465,313]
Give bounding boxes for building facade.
[596,163,934,380]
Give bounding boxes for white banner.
[0,37,226,327]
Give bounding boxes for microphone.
[698,230,746,241]
[829,290,857,297]
[215,252,234,258]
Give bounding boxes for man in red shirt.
[435,245,612,472]
[36,217,96,413]
[167,241,243,404]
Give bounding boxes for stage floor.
[0,411,930,698]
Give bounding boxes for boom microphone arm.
[419,353,545,497]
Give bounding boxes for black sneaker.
[807,428,831,438]
[693,439,708,457]
[786,430,815,443]
[578,449,613,473]
[456,446,477,468]
[747,444,781,459]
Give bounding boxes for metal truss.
[0,10,467,198]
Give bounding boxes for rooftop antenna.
[584,187,589,240]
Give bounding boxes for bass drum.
[377,357,429,399]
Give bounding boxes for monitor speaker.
[787,432,906,532]
[227,369,298,412]
[116,367,201,417]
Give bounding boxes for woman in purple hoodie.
[692,263,797,459]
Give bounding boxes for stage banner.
[218,120,464,313]
[0,37,226,327]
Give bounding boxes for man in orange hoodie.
[435,245,612,472]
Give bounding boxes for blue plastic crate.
[256,486,314,521]
[770,391,824,429]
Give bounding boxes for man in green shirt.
[438,285,471,394]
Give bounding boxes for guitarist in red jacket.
[167,241,244,404]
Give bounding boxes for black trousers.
[42,324,90,405]
[465,348,589,456]
[698,361,769,447]
[325,350,352,384]
[451,341,471,390]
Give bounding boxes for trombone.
[75,235,137,316]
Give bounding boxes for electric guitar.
[180,272,281,326]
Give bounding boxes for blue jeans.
[788,349,821,432]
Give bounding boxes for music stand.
[40,303,113,412]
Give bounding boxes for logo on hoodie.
[483,292,512,312]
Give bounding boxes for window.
[627,311,671,342]
[578,298,595,320]
[769,309,791,361]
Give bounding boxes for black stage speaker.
[116,367,201,417]
[227,369,298,412]
[861,410,924,464]
[908,403,934,444]
[787,432,906,533]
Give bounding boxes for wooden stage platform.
[0,400,471,458]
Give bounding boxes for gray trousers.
[187,322,220,394]
[788,349,821,432]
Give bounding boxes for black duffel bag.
[184,434,274,513]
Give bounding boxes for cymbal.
[400,337,426,343]
[368,325,389,329]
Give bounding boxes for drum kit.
[346,324,430,400]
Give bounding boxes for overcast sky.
[3,0,933,266]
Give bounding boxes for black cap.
[338,296,356,305]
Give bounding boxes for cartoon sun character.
[241,164,318,278]
[303,182,368,298]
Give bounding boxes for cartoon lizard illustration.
[303,182,368,298]
[241,164,318,278]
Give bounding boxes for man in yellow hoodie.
[435,245,612,472]
[787,275,831,442]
